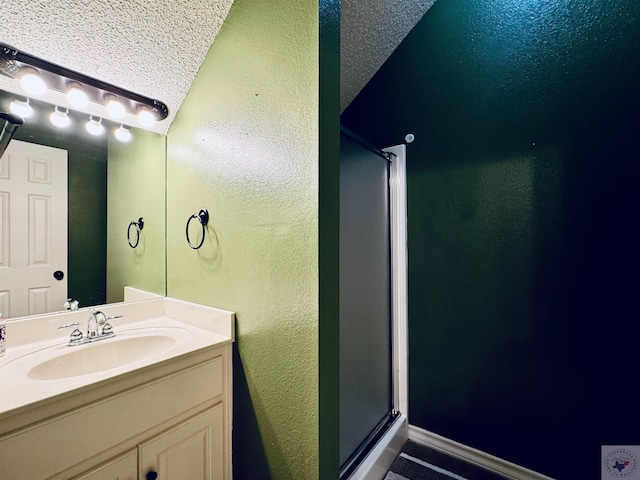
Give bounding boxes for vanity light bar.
[0,42,169,124]
[3,92,134,142]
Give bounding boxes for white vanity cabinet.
[138,404,224,480]
[1,349,230,480]
[73,451,138,480]
[0,298,234,480]
[75,404,223,480]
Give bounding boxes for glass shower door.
[339,128,394,476]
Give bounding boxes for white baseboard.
[408,425,555,480]
[347,415,408,480]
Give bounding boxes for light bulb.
[137,109,156,128]
[10,99,33,118]
[50,107,71,128]
[106,98,126,119]
[114,125,132,142]
[20,71,47,96]
[85,117,105,136]
[66,85,89,108]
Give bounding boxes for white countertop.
[0,297,235,424]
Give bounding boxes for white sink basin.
[0,298,235,423]
[0,324,193,384]
[27,334,177,380]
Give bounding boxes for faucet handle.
[58,321,81,330]
[58,321,83,343]
[100,315,122,336]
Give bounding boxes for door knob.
[53,270,64,280]
[146,471,158,480]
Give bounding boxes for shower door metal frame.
[386,142,408,419]
[339,127,408,479]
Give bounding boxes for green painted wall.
[166,0,325,478]
[318,1,341,478]
[106,130,166,303]
[342,0,640,477]
[1,92,107,308]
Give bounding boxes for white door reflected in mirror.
[0,140,68,318]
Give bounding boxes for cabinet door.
[73,450,137,480]
[139,404,224,480]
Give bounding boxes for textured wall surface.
[343,0,640,478]
[0,0,233,134]
[106,130,166,303]
[318,0,341,477]
[166,0,319,478]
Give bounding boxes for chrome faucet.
[58,310,122,346]
[87,309,107,338]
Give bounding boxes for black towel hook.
[127,217,144,248]
[186,209,209,249]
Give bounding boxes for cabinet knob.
[146,472,158,480]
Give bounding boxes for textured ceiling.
[0,0,437,134]
[341,0,437,112]
[0,0,234,134]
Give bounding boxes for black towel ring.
[186,209,209,249]
[127,217,144,248]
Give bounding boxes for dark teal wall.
[1,93,107,308]
[342,0,640,477]
[319,0,341,478]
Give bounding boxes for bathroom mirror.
[0,90,166,319]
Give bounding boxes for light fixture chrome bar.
[0,42,169,121]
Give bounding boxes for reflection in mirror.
[0,91,166,319]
